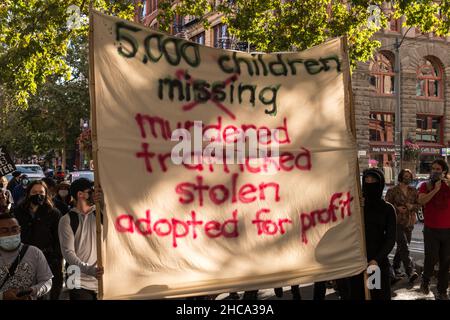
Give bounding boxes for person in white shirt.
[58,178,103,300]
[0,213,53,300]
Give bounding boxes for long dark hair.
[20,180,54,210]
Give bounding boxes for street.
[215,222,442,300]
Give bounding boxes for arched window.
[370,52,395,95]
[416,58,443,99]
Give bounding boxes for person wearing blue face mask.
[0,213,53,300]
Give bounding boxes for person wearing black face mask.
[417,159,450,300]
[12,180,62,300]
[385,169,420,283]
[349,168,396,300]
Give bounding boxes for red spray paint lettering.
[114,209,239,248]
[251,208,292,235]
[300,191,354,244]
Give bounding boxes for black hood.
[362,168,385,201]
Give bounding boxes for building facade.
[136,1,450,180]
[353,18,450,179]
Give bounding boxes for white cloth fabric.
[384,166,393,184]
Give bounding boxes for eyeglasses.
[0,226,21,235]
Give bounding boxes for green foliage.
[0,0,135,108]
[0,35,90,160]
[158,0,450,68]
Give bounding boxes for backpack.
[64,210,102,280]
[0,244,29,290]
[67,210,103,235]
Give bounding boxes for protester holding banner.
[12,180,62,300]
[418,159,450,300]
[385,169,420,284]
[58,178,103,300]
[0,213,53,300]
[90,11,367,299]
[350,168,396,300]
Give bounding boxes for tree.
[0,0,136,108]
[158,0,450,67]
[0,34,90,169]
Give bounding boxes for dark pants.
[69,288,98,300]
[335,278,351,300]
[423,227,450,294]
[49,260,63,300]
[313,281,326,300]
[349,263,391,300]
[393,224,415,275]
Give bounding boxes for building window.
[369,113,395,142]
[214,23,229,48]
[140,0,147,20]
[173,15,184,34]
[370,52,395,95]
[190,32,205,45]
[389,18,400,32]
[416,59,443,99]
[416,115,442,143]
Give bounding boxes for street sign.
[0,146,16,176]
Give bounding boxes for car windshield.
[17,165,44,175]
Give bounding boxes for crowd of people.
[0,172,103,300]
[0,158,449,300]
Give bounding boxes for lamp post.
[393,37,402,184]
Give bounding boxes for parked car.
[12,164,45,182]
[69,170,94,183]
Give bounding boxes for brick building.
[353,21,450,178]
[135,1,450,179]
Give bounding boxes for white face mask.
[0,234,21,251]
[59,190,69,198]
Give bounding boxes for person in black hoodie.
[350,168,396,300]
[12,180,62,300]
